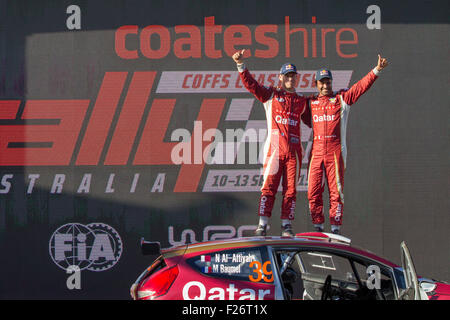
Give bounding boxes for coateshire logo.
[49,222,122,272]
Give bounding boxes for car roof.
[163,234,348,257]
[161,232,399,269]
[163,232,349,253]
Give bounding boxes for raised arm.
[341,54,388,106]
[232,49,273,103]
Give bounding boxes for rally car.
[130,232,450,300]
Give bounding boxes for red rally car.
[130,232,450,300]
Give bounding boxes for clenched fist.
[232,49,246,64]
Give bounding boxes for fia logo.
[49,222,123,272]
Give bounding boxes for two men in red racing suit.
[233,49,388,236]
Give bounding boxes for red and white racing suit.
[307,68,380,226]
[238,64,309,220]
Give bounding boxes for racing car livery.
[130,232,450,300]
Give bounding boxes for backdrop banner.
[0,0,448,299]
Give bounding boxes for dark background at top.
[0,0,448,299]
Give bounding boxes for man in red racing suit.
[306,54,388,234]
[232,49,310,237]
